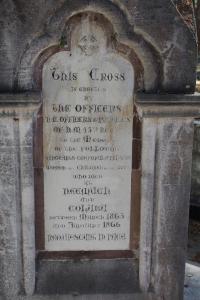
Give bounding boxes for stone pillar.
[139,118,157,292]
[138,96,200,300]
[19,117,36,295]
[0,95,40,298]
[0,117,23,297]
[152,118,193,300]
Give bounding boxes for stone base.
[36,259,139,295]
[0,294,156,300]
[1,93,200,300]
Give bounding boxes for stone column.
[0,94,40,298]
[139,118,157,292]
[19,117,36,295]
[0,117,23,298]
[138,96,200,300]
[152,117,193,300]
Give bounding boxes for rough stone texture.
[139,108,194,300]
[36,259,139,295]
[0,0,197,93]
[191,122,200,207]
[139,119,157,292]
[156,118,193,299]
[19,118,35,295]
[0,118,23,298]
[0,293,157,300]
[0,94,199,299]
[0,101,39,298]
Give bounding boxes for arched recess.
[34,10,142,255]
[17,0,163,92]
[34,11,144,93]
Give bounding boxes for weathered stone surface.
[139,114,194,300]
[0,0,197,93]
[153,247,186,300]
[0,293,157,300]
[151,119,193,300]
[0,93,198,299]
[139,118,157,292]
[36,259,139,295]
[19,118,35,295]
[42,14,134,251]
[0,118,23,297]
[0,102,39,298]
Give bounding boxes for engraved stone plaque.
[43,16,134,251]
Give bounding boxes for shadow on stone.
[36,259,139,295]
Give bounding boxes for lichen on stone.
[172,0,196,36]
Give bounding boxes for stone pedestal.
[0,0,198,299]
[0,94,199,300]
[0,94,40,297]
[137,94,200,300]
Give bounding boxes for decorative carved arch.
[16,0,163,92]
[34,9,144,252]
[33,11,144,93]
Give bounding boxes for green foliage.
[59,36,66,48]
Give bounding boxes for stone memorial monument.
[0,1,199,300]
[42,15,134,251]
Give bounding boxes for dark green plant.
[59,35,66,48]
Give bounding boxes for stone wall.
[0,0,197,93]
[0,1,198,300]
